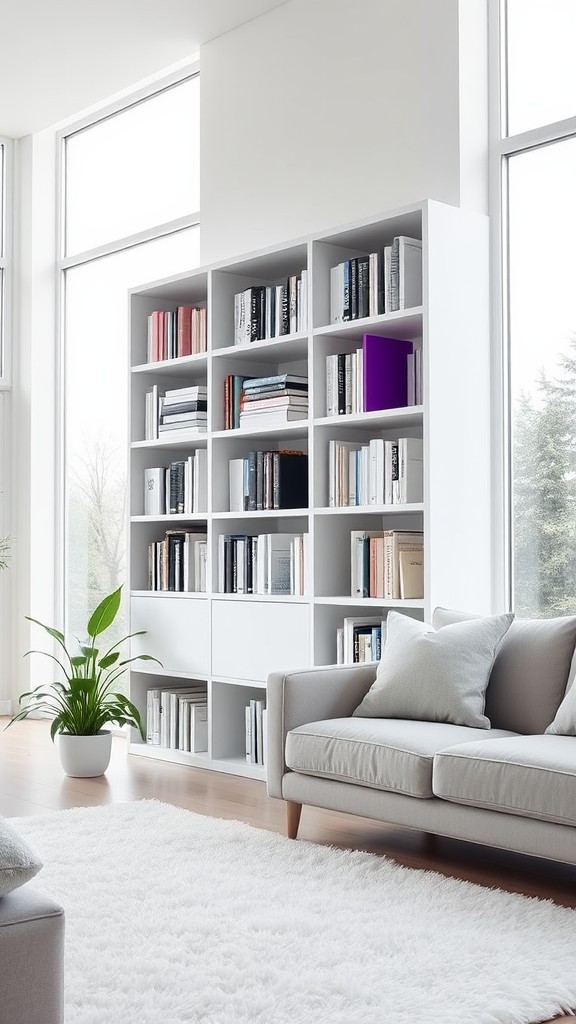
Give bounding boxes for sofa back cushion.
[432,608,576,734]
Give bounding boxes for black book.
[272,452,308,509]
[168,461,185,514]
[161,400,207,417]
[250,286,265,342]
[167,533,184,591]
[357,256,370,319]
[224,537,234,593]
[342,261,351,322]
[245,536,254,594]
[281,280,290,335]
[350,258,358,320]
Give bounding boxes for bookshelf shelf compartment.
[128,199,490,781]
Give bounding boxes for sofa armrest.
[0,885,65,1024]
[266,662,378,798]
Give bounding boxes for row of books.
[336,616,386,665]
[229,450,308,512]
[146,686,208,752]
[245,699,267,765]
[148,529,207,592]
[145,384,208,439]
[351,530,424,600]
[224,373,309,430]
[146,306,207,363]
[330,236,422,323]
[329,437,423,507]
[218,532,308,595]
[326,334,421,417]
[144,451,208,516]
[234,273,308,346]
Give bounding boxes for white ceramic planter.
[57,731,113,778]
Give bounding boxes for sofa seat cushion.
[285,719,518,798]
[433,735,576,826]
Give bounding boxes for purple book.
[362,334,413,412]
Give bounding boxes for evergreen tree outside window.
[497,1,576,616]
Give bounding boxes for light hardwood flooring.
[1,718,574,1024]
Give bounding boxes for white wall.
[200,0,487,263]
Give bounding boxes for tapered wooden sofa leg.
[286,801,302,839]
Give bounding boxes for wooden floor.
[1,718,574,1024]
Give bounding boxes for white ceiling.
[0,0,288,138]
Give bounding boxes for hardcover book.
[362,334,413,412]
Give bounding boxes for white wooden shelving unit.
[127,199,491,781]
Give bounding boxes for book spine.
[337,353,346,415]
[350,257,358,320]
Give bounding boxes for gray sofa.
[267,610,576,866]
[0,885,64,1024]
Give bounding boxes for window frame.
[489,0,576,611]
[56,63,200,632]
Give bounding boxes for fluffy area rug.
[13,799,576,1024]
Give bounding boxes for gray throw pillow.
[545,681,576,736]
[0,817,43,896]
[433,607,576,734]
[354,610,514,728]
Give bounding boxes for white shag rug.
[13,799,576,1024]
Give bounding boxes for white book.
[189,702,208,753]
[336,627,344,665]
[396,437,424,504]
[398,236,423,310]
[330,263,344,324]
[229,458,245,512]
[193,449,208,513]
[406,352,416,406]
[299,269,308,332]
[245,705,253,763]
[369,438,385,505]
[145,384,159,440]
[265,533,293,595]
[326,354,338,417]
[384,440,398,505]
[383,245,392,313]
[144,467,165,516]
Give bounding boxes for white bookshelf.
[127,199,490,780]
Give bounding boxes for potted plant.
[6,585,160,777]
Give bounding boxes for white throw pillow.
[545,680,576,736]
[0,817,43,896]
[353,610,514,728]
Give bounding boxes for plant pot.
[57,731,113,778]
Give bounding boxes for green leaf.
[70,655,87,667]
[25,616,66,646]
[87,587,122,638]
[98,652,120,669]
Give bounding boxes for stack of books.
[330,236,422,323]
[326,334,421,417]
[147,305,207,362]
[350,529,424,600]
[144,451,207,515]
[234,272,307,345]
[328,437,422,507]
[148,528,207,592]
[218,532,308,595]
[238,373,309,429]
[146,685,208,753]
[245,699,267,765]
[159,385,207,435]
[336,617,386,665]
[228,450,308,511]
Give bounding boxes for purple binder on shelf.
[362,334,413,411]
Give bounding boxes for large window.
[61,73,200,640]
[496,1,576,615]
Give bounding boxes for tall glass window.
[61,74,200,640]
[496,1,576,615]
